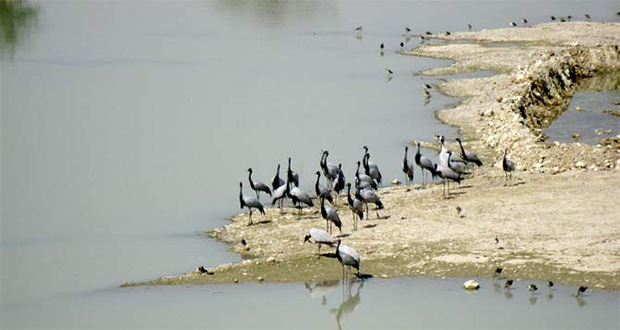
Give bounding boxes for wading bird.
[455,138,483,175]
[336,239,361,279]
[402,146,414,186]
[271,164,285,191]
[287,157,300,188]
[248,168,271,198]
[346,183,364,230]
[320,196,342,235]
[315,171,333,204]
[503,149,516,185]
[304,227,337,256]
[239,182,265,226]
[415,142,437,185]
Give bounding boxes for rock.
[233,278,239,283]
[463,280,480,290]
[575,106,583,112]
[267,256,276,263]
[575,161,586,168]
[257,276,264,282]
[392,179,401,185]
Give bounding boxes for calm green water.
[1,0,619,328]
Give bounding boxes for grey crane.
[290,185,314,218]
[355,161,377,190]
[248,168,271,198]
[238,182,265,226]
[346,183,364,231]
[336,239,361,279]
[320,195,342,235]
[271,176,290,212]
[434,152,462,196]
[415,142,437,186]
[402,146,414,186]
[315,171,334,204]
[456,138,483,176]
[320,150,340,187]
[304,227,337,256]
[438,135,466,167]
[502,149,516,186]
[271,164,285,191]
[333,164,346,200]
[287,157,300,188]
[363,153,382,187]
[355,186,384,219]
[362,146,383,186]
[447,151,469,180]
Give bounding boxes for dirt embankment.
[123,22,620,289]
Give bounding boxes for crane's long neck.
[458,140,466,156]
[315,174,321,192]
[248,171,255,189]
[404,147,408,163]
[320,197,326,218]
[276,164,280,176]
[347,185,353,204]
[363,155,370,174]
[239,184,245,208]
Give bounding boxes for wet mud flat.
[124,22,620,289]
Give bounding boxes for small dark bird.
[560,17,566,22]
[380,42,384,50]
[400,41,404,48]
[585,14,591,19]
[424,83,432,89]
[522,18,528,24]
[354,26,363,32]
[468,24,472,30]
[425,31,432,35]
[576,286,587,297]
[424,88,431,98]
[528,284,538,292]
[510,22,517,27]
[240,238,247,246]
[549,15,556,21]
[567,15,572,20]
[495,237,500,244]
[494,267,503,277]
[196,266,214,275]
[419,35,426,42]
[405,27,411,33]
[456,206,463,218]
[445,31,451,36]
[386,68,394,75]
[504,279,514,289]
[547,281,554,288]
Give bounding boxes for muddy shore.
[123,22,620,289]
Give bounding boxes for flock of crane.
[238,135,518,279]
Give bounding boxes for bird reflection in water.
[331,279,364,330]
[304,280,339,305]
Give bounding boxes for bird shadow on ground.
[254,220,273,225]
[336,233,351,238]
[362,224,377,229]
[458,184,474,189]
[319,252,338,259]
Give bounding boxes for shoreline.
[122,22,620,289]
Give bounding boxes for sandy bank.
[123,22,620,289]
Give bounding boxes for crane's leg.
[318,244,321,256]
[248,210,253,226]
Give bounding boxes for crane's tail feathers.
[375,201,384,210]
[258,205,266,215]
[475,160,483,167]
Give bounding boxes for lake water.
[2,1,619,328]
[544,73,620,145]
